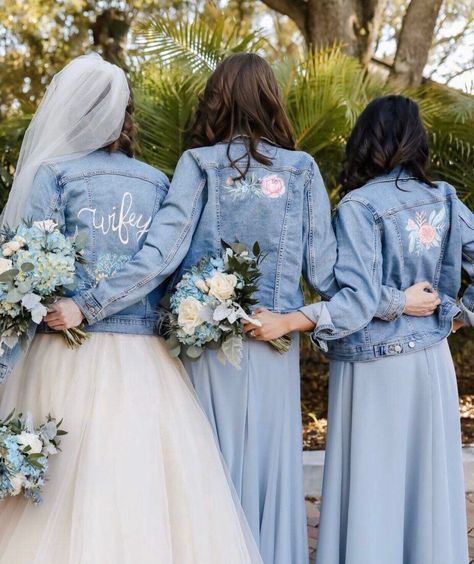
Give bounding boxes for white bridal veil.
[1,52,130,228]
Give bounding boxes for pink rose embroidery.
[418,223,437,245]
[260,174,286,199]
[406,207,446,255]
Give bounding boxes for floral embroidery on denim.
[225,173,286,200]
[83,253,132,286]
[406,207,446,255]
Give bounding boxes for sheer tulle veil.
[1,52,130,228]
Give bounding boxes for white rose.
[178,297,205,335]
[43,442,58,456]
[16,432,43,454]
[2,240,21,257]
[194,278,209,294]
[0,257,13,275]
[33,219,57,233]
[206,272,238,301]
[10,473,26,496]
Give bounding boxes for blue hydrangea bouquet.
[0,411,66,503]
[0,220,88,356]
[161,241,291,368]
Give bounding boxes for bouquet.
[162,241,291,368]
[0,219,88,355]
[0,411,66,503]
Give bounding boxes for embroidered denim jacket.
[69,140,401,328]
[0,150,169,382]
[300,169,474,362]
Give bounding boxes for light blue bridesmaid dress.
[316,340,468,564]
[183,334,309,564]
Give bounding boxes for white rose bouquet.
[0,411,66,503]
[0,220,88,355]
[161,241,292,368]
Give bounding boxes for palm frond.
[132,15,265,73]
[134,68,204,176]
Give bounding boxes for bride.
[0,54,262,564]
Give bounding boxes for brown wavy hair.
[190,53,295,178]
[340,95,434,194]
[105,89,137,158]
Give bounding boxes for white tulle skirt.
[0,333,262,564]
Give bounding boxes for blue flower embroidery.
[224,174,286,200]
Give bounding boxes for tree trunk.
[389,0,443,87]
[92,8,130,69]
[260,0,384,65]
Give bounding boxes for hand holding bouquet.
[162,241,291,368]
[0,411,66,503]
[0,220,88,356]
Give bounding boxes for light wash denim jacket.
[0,150,169,382]
[300,169,474,362]
[69,140,401,329]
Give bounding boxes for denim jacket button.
[408,341,415,348]
[394,344,402,353]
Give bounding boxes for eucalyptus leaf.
[20,262,34,273]
[6,288,23,303]
[0,268,19,283]
[186,345,203,359]
[74,232,88,251]
[168,345,182,358]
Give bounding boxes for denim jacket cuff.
[459,298,474,328]
[379,288,406,321]
[299,302,337,352]
[72,292,105,325]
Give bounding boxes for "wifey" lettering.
[78,192,152,245]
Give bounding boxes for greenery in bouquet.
[0,410,66,503]
[161,241,292,368]
[0,219,88,354]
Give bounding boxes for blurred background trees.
[1,0,473,446]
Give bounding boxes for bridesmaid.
[51,60,436,563]
[246,95,472,564]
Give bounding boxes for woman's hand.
[242,308,314,341]
[44,299,85,331]
[452,318,465,333]
[404,282,441,316]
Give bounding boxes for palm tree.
[130,16,474,205]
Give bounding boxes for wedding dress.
[0,333,261,563]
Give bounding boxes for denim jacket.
[70,140,401,327]
[301,169,474,362]
[0,150,169,382]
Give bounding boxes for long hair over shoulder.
[190,53,295,178]
[340,95,435,193]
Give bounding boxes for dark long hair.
[340,95,435,193]
[190,53,295,178]
[105,87,137,158]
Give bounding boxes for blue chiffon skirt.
[316,339,468,564]
[183,334,309,564]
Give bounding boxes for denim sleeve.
[376,286,406,321]
[24,163,66,226]
[72,150,206,323]
[458,200,474,326]
[0,164,64,383]
[302,160,338,300]
[300,199,384,340]
[301,161,405,319]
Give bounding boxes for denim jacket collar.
[363,167,416,187]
